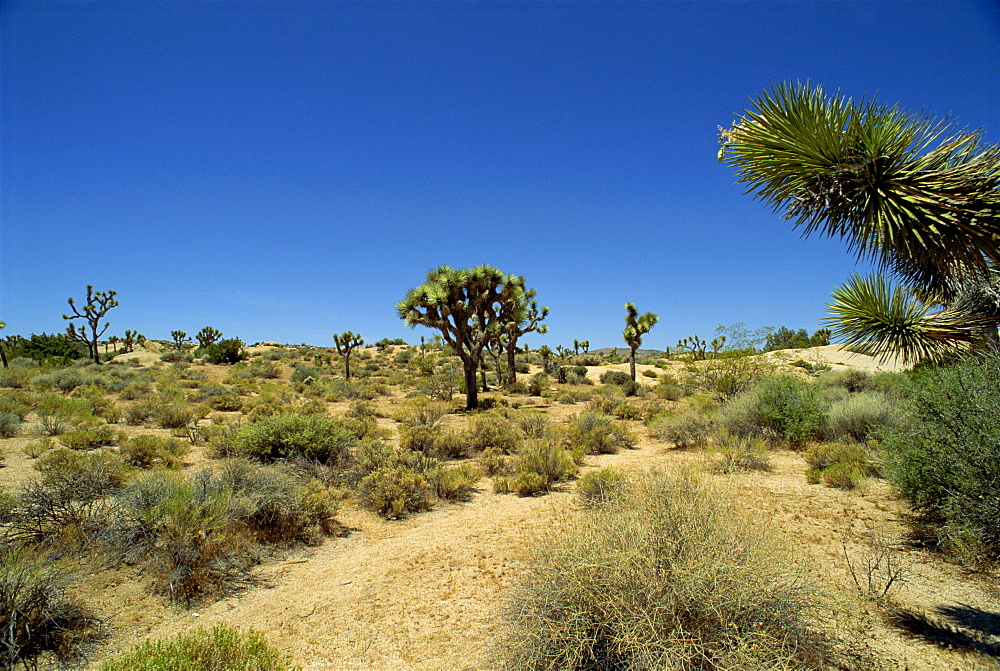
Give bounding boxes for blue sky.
[2,1,998,350]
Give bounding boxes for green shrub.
[527,372,549,396]
[515,411,549,439]
[0,411,21,438]
[587,385,624,414]
[509,471,547,497]
[611,402,643,420]
[120,435,189,469]
[804,443,873,490]
[564,411,637,455]
[497,471,826,670]
[426,463,481,501]
[358,465,432,519]
[154,402,201,429]
[23,437,55,459]
[0,392,31,421]
[0,549,101,670]
[58,422,120,450]
[816,368,876,394]
[647,409,713,449]
[511,439,577,491]
[599,370,632,386]
[465,412,521,454]
[882,356,1000,563]
[231,413,356,464]
[34,367,108,393]
[99,624,299,671]
[159,350,194,363]
[641,369,657,378]
[34,394,92,436]
[576,467,627,505]
[827,391,904,442]
[716,375,826,448]
[201,339,246,365]
[711,433,772,474]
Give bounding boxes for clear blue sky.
[2,1,998,350]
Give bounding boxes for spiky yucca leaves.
[398,265,530,410]
[719,81,1000,292]
[824,274,992,364]
[332,331,364,379]
[623,302,658,381]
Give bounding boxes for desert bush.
[599,370,632,386]
[0,411,20,438]
[827,391,905,442]
[4,449,129,544]
[653,374,683,401]
[34,394,92,436]
[816,368,876,394]
[711,433,772,474]
[641,369,657,378]
[347,399,381,419]
[119,380,152,400]
[527,372,549,396]
[124,399,159,425]
[647,409,714,449]
[290,364,323,385]
[564,411,637,455]
[497,471,826,670]
[33,367,108,393]
[0,549,101,671]
[154,402,202,429]
[395,395,450,428]
[426,463,481,502]
[199,339,246,365]
[696,353,776,400]
[0,366,36,389]
[611,402,643,421]
[511,439,577,491]
[515,411,549,439]
[22,437,54,459]
[120,435,189,469]
[465,412,521,454]
[0,392,31,421]
[231,413,356,464]
[358,465,432,519]
[576,467,628,505]
[99,624,299,671]
[587,385,624,414]
[159,350,194,363]
[58,422,120,450]
[881,356,1000,564]
[72,384,122,423]
[716,375,826,448]
[804,443,872,490]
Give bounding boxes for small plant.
[120,435,188,469]
[717,375,826,448]
[527,372,549,396]
[465,412,521,454]
[201,338,246,364]
[23,437,54,459]
[358,465,432,519]
[804,442,873,489]
[842,532,906,602]
[98,624,300,671]
[564,411,637,455]
[711,433,772,473]
[0,549,101,670]
[0,411,20,438]
[58,422,120,450]
[576,467,627,505]
[231,413,357,464]
[648,408,714,449]
[827,391,904,442]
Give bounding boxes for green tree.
[63,285,118,365]
[623,303,658,381]
[196,326,223,349]
[397,265,526,410]
[332,331,364,379]
[719,81,1000,363]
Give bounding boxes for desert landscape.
[0,336,997,671]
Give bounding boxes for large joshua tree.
[623,302,658,380]
[719,81,1000,364]
[499,284,549,386]
[398,265,528,410]
[63,285,118,365]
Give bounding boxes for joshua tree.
[333,331,364,379]
[719,81,1000,363]
[171,330,191,350]
[122,329,141,353]
[623,303,659,380]
[398,264,528,410]
[578,340,590,354]
[0,321,7,368]
[710,335,727,359]
[196,326,223,349]
[63,285,118,365]
[108,335,120,354]
[677,335,707,361]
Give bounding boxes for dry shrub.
[120,435,189,469]
[0,549,101,670]
[497,471,828,670]
[711,433,773,474]
[576,467,628,505]
[358,465,432,519]
[647,408,714,449]
[465,412,521,454]
[564,411,636,455]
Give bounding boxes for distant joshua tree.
[623,302,659,381]
[333,331,364,379]
[197,326,223,349]
[171,330,191,350]
[63,285,118,365]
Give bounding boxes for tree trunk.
[463,362,479,410]
[506,342,518,386]
[629,347,637,381]
[344,353,351,380]
[0,344,7,368]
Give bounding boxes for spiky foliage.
[196,326,223,349]
[398,265,528,410]
[63,285,118,365]
[170,330,191,350]
[623,303,658,381]
[825,274,992,364]
[720,82,1000,360]
[332,331,364,379]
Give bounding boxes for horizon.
[3,1,998,350]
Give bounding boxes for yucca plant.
[720,81,1000,363]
